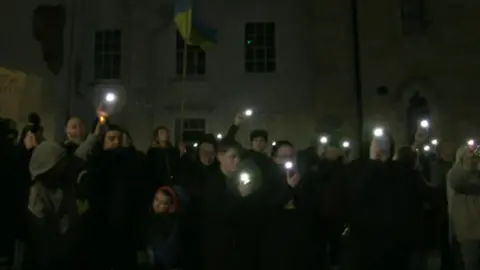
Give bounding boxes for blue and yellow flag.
[174,0,217,49]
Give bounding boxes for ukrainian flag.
[174,0,217,49]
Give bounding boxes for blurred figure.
[200,140,243,270]
[448,146,480,270]
[63,117,85,154]
[136,186,189,270]
[0,118,18,267]
[147,126,181,188]
[343,131,426,270]
[261,140,315,270]
[23,141,90,270]
[103,125,123,150]
[224,112,269,154]
[250,129,268,153]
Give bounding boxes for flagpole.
[350,0,364,157]
[179,12,189,146]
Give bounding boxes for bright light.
[272,141,276,146]
[193,142,198,148]
[244,109,253,117]
[239,172,251,184]
[431,139,438,146]
[423,145,431,152]
[319,136,328,144]
[468,139,475,146]
[105,92,117,103]
[284,161,293,170]
[373,127,384,137]
[216,133,223,140]
[342,141,350,148]
[420,119,429,129]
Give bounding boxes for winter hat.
[29,141,66,178]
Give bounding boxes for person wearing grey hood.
[447,145,480,270]
[23,141,90,270]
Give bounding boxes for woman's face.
[152,191,172,214]
[157,129,169,143]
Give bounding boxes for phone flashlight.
[244,109,253,117]
[105,92,117,103]
[193,142,198,148]
[216,133,223,140]
[342,141,350,148]
[373,127,384,137]
[284,161,294,170]
[319,136,328,144]
[239,172,251,185]
[467,139,475,146]
[423,145,431,152]
[431,139,438,146]
[272,141,277,146]
[420,119,429,129]
[99,115,107,123]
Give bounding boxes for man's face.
[152,191,172,214]
[217,148,240,174]
[104,130,122,150]
[273,145,295,165]
[65,118,84,141]
[199,142,215,166]
[252,137,266,152]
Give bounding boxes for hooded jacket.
[26,141,89,268]
[447,146,480,241]
[139,186,189,269]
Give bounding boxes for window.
[174,118,206,143]
[245,22,276,73]
[176,31,206,76]
[400,0,427,35]
[94,30,121,79]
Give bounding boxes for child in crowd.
[137,186,188,270]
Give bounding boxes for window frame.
[244,22,276,73]
[175,31,207,77]
[94,29,122,80]
[174,118,207,143]
[399,0,427,35]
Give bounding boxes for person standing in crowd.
[225,112,269,154]
[342,130,427,270]
[260,140,315,270]
[136,186,189,270]
[63,117,85,155]
[302,137,348,270]
[0,118,19,267]
[448,146,480,270]
[147,126,181,189]
[177,133,218,270]
[87,122,144,270]
[23,141,90,270]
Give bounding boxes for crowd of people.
[0,111,478,270]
